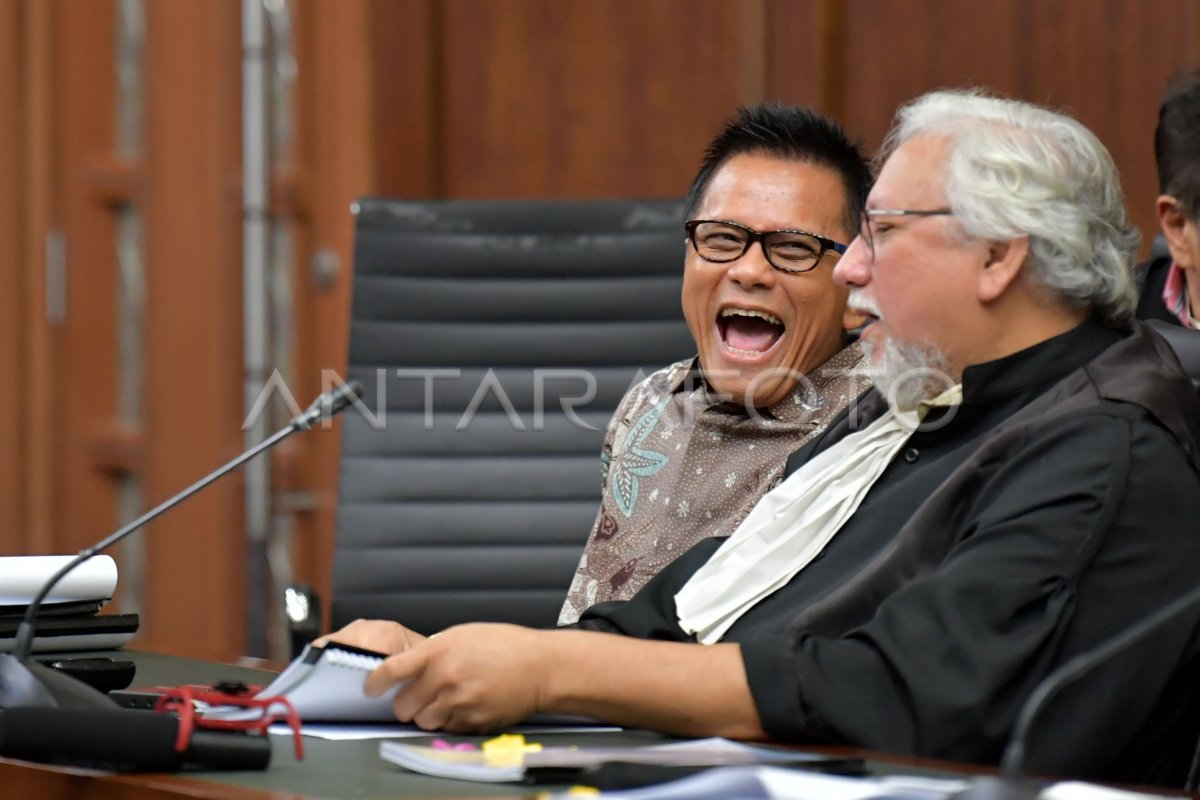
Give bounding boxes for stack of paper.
[541,766,967,799]
[380,737,865,784]
[0,555,138,652]
[0,555,119,607]
[205,642,402,723]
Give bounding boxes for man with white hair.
[327,91,1200,786]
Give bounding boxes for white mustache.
[848,290,881,319]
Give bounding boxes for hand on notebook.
[362,622,549,733]
[316,618,427,655]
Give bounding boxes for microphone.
[0,380,363,716]
[952,583,1200,799]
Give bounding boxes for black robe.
[576,319,1200,787]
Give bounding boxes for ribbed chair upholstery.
[331,198,695,635]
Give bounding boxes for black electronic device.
[0,380,363,771]
[37,657,136,694]
[110,688,166,711]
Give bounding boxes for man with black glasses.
[558,104,872,623]
[328,91,1200,787]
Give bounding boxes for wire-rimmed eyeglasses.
[684,219,848,274]
[859,208,955,260]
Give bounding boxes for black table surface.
[5,648,977,800]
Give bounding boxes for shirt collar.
[1163,261,1199,330]
[673,342,864,422]
[960,316,1125,405]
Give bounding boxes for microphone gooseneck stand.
[0,381,362,771]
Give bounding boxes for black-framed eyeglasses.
[684,219,848,274]
[859,208,954,260]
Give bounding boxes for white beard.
[860,334,956,413]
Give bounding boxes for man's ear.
[1157,195,1197,269]
[977,236,1029,303]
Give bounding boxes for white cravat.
[675,385,962,644]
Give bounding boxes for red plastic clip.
[153,684,305,760]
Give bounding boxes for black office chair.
[1147,320,1200,390]
[320,197,694,638]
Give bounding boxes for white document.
[1041,782,1178,800]
[268,721,622,741]
[542,766,967,800]
[379,739,525,782]
[206,642,400,723]
[379,737,865,785]
[210,641,622,735]
[0,555,118,605]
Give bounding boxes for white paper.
[269,721,622,741]
[379,739,524,782]
[524,737,817,769]
[378,737,875,786]
[205,643,402,723]
[210,643,623,734]
[0,555,118,605]
[1041,781,1178,800]
[543,766,968,800]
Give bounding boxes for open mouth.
[717,308,785,355]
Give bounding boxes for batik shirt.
[558,343,866,624]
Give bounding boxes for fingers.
[364,647,427,698]
[366,637,488,732]
[362,624,536,733]
[315,619,423,654]
[402,680,455,731]
[370,648,456,730]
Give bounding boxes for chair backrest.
[332,197,695,635]
[1148,320,1200,389]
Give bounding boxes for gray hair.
[885,89,1140,326]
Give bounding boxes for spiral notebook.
[206,641,401,722]
[206,641,615,732]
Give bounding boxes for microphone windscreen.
[0,707,270,772]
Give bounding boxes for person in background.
[328,90,1200,787]
[1136,67,1200,328]
[559,104,872,623]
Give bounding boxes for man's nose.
[726,241,777,288]
[833,235,870,288]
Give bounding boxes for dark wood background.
[1,0,1197,661]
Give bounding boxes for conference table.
[0,649,1006,799]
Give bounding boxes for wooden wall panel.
[1,0,60,559]
[806,0,1028,151]
[368,0,438,197]
[1020,0,1200,257]
[138,0,244,660]
[438,0,750,198]
[766,0,846,117]
[54,0,120,555]
[770,0,1199,256]
[0,0,23,553]
[17,0,55,557]
[288,0,373,636]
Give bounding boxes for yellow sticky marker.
[481,733,543,767]
[533,788,598,799]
